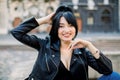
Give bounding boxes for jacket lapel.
[71,48,82,65]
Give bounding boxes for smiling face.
[50,11,78,43]
[58,17,76,42]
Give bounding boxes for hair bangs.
[63,12,78,37]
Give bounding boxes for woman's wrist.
[85,41,92,48]
[36,17,47,25]
[92,50,99,55]
[92,50,100,59]
[36,12,54,25]
[85,41,100,58]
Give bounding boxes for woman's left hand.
[68,39,100,59]
[68,39,91,49]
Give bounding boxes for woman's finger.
[70,40,85,49]
[67,41,73,50]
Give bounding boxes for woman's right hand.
[36,12,55,25]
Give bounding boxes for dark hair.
[49,5,78,43]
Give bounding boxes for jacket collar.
[51,41,82,55]
[73,48,82,55]
[51,40,60,51]
[46,36,60,51]
[46,36,82,55]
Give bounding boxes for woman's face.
[58,17,76,42]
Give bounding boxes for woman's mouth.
[63,33,71,38]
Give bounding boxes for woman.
[11,5,113,80]
[98,71,120,80]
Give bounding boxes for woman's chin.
[62,39,72,42]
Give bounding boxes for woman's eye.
[59,26,64,28]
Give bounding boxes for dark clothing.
[53,61,74,80]
[11,17,113,80]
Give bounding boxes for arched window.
[101,9,111,23]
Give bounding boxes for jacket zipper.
[45,53,50,72]
[50,57,58,80]
[78,55,88,80]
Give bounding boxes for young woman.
[11,5,113,80]
[98,71,120,80]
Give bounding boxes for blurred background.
[0,0,120,80]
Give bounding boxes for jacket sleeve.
[85,49,113,75]
[10,17,45,50]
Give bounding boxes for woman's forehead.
[59,17,68,23]
[59,19,69,25]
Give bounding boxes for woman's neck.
[60,41,71,50]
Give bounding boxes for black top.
[53,61,74,80]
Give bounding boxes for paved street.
[0,33,120,80]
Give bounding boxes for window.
[79,0,87,3]
[101,9,111,23]
[87,13,94,25]
[104,0,109,5]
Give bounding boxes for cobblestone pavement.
[0,33,120,80]
[0,48,37,80]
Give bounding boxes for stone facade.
[0,0,59,34]
[0,0,120,34]
[60,0,119,33]
[0,0,9,34]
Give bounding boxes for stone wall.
[0,47,37,80]
[0,0,9,34]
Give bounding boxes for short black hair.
[49,5,78,43]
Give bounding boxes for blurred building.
[0,0,120,34]
[60,0,119,33]
[0,0,59,34]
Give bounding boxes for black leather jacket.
[11,17,113,80]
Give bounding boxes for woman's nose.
[64,27,70,32]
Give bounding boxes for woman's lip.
[63,34,71,37]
